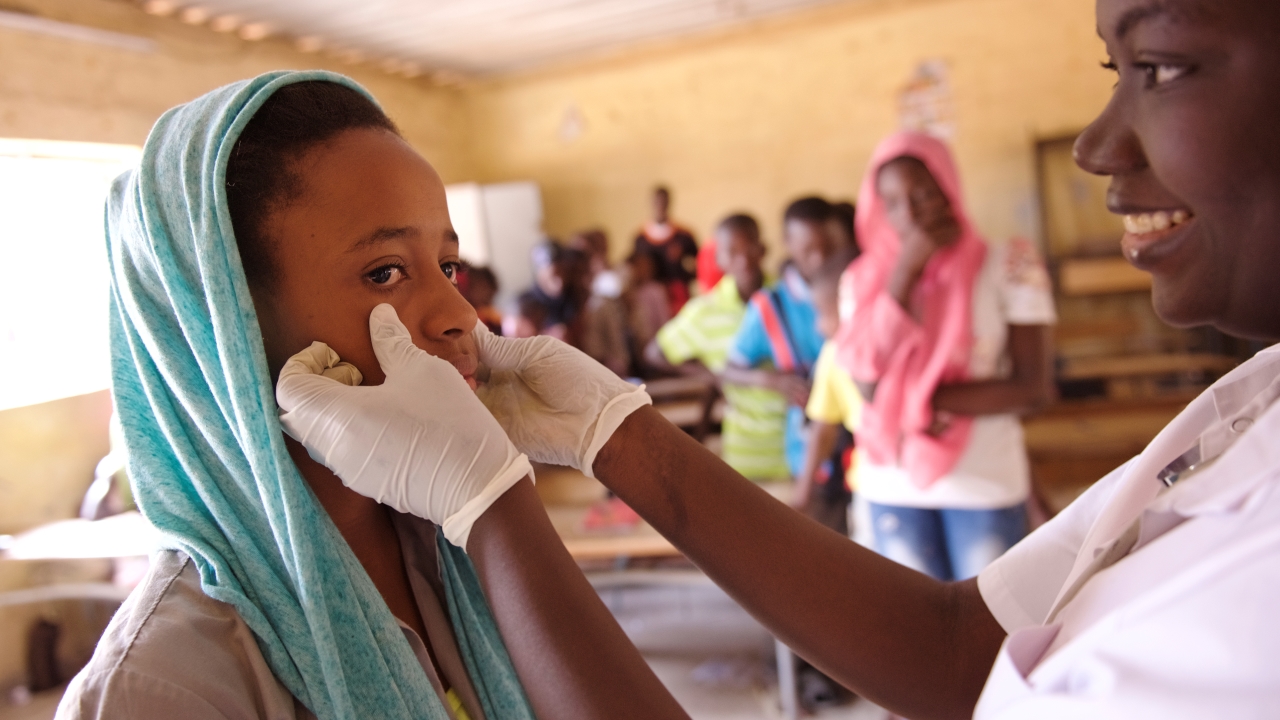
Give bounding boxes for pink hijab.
[836,132,987,489]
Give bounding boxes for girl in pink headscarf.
[836,132,1056,581]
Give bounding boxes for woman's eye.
[367,264,405,286]
[1153,64,1188,84]
[1141,63,1190,87]
[441,261,462,284]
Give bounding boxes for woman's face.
[876,159,962,250]
[1076,0,1280,340]
[250,127,480,388]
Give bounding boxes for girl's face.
[876,158,962,250]
[1077,0,1280,340]
[250,127,480,388]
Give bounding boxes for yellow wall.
[0,0,474,531]
[0,0,473,181]
[463,0,1113,263]
[0,0,1113,528]
[0,391,112,535]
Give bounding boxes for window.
[0,139,141,410]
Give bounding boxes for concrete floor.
[596,570,888,720]
[1,570,888,720]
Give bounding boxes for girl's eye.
[367,264,405,286]
[441,261,462,284]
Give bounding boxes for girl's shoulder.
[59,551,305,720]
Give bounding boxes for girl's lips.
[447,354,479,391]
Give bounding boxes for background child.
[633,185,699,312]
[625,246,672,367]
[462,265,503,335]
[645,214,790,480]
[724,196,838,478]
[795,250,862,534]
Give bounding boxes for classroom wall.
[462,0,1113,263]
[0,391,112,535]
[0,0,473,181]
[0,0,472,532]
[0,0,1112,529]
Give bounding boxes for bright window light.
[0,139,141,411]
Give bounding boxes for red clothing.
[634,221,698,312]
[696,237,724,294]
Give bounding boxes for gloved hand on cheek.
[275,303,531,549]
[472,322,651,478]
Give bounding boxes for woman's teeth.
[1122,209,1191,234]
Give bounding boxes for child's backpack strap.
[750,290,797,373]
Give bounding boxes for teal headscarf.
[105,70,535,720]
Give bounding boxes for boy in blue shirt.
[725,197,839,478]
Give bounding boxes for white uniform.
[975,344,1280,718]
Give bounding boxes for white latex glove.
[276,304,531,549]
[473,323,651,477]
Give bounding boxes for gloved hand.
[473,323,651,477]
[276,304,531,549]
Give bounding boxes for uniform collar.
[1135,346,1280,546]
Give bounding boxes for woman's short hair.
[225,81,398,287]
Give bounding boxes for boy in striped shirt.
[645,214,790,480]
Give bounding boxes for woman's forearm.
[593,407,1006,720]
[467,478,689,720]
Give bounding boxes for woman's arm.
[593,407,1007,720]
[931,324,1055,417]
[467,478,690,720]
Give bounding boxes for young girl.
[835,132,1056,581]
[60,72,684,720]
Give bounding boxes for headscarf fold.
[835,132,986,488]
[106,70,534,720]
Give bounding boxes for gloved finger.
[473,325,552,372]
[283,341,364,386]
[276,371,348,453]
[276,366,347,414]
[369,303,426,376]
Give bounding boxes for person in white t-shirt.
[277,1,1280,717]
[835,132,1056,581]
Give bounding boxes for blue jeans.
[867,502,1027,581]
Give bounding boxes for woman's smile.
[1116,207,1197,268]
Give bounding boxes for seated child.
[644,214,790,480]
[571,230,632,376]
[625,246,672,366]
[724,197,839,478]
[461,265,503,335]
[510,240,584,342]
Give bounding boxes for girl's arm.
[592,406,1008,720]
[467,478,690,720]
[931,324,1055,417]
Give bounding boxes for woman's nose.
[1074,94,1146,178]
